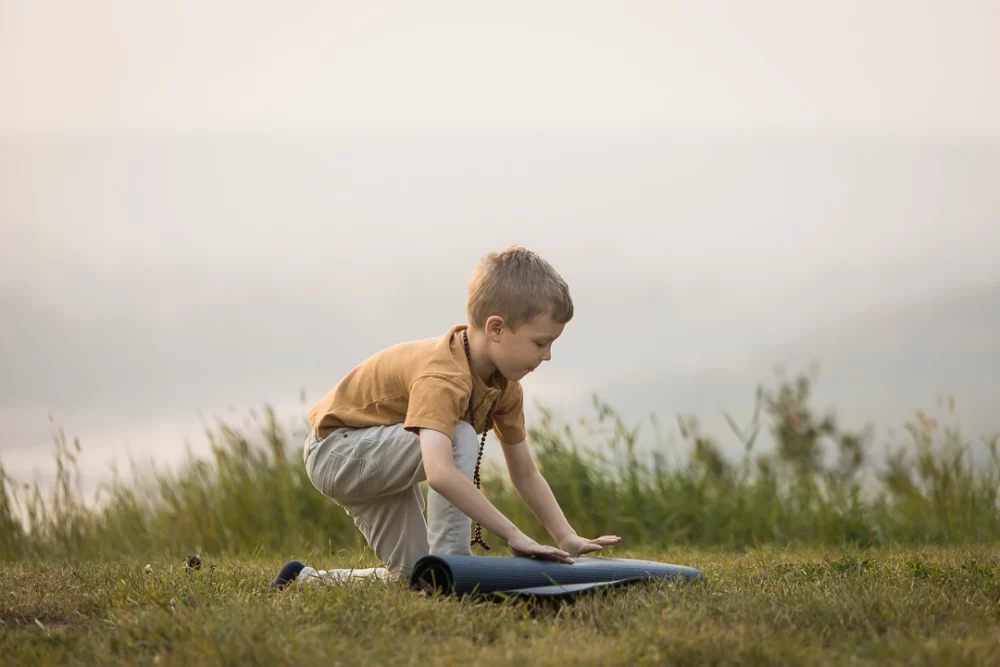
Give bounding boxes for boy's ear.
[485,315,505,342]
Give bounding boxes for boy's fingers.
[547,548,573,563]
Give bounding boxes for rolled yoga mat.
[409,554,704,599]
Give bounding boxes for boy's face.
[489,313,565,382]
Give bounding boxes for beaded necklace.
[461,329,495,551]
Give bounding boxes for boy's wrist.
[554,529,579,547]
[503,527,527,543]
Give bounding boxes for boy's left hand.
[558,534,621,558]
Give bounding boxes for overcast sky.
[3,1,999,137]
[2,1,998,497]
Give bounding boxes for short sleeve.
[491,381,526,444]
[404,374,468,441]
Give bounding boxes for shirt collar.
[454,325,505,397]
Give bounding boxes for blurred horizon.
[2,2,998,498]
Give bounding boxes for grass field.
[3,372,999,664]
[3,545,1000,666]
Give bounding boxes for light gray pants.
[303,421,480,580]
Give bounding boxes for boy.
[271,247,620,588]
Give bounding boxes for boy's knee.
[451,421,481,477]
[453,420,478,446]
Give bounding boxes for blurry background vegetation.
[3,371,997,562]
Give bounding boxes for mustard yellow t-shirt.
[308,324,526,444]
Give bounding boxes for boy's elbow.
[509,468,540,489]
[424,464,452,491]
[419,428,459,491]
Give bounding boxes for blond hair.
[466,246,574,330]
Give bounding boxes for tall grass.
[2,373,998,562]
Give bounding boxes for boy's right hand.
[507,531,575,564]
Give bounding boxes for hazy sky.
[2,2,999,497]
[2,1,999,136]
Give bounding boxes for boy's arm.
[419,428,573,563]
[500,438,621,557]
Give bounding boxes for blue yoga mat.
[409,554,704,599]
